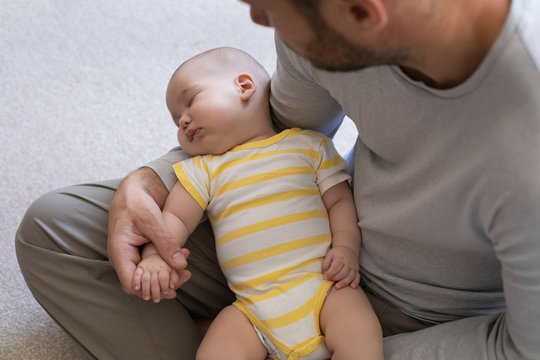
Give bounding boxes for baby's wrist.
[332,244,359,257]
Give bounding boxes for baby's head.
[166,47,273,156]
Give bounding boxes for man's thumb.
[171,248,187,268]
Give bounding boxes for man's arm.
[384,189,540,360]
[107,147,192,297]
[107,167,190,297]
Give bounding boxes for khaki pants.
[16,180,429,360]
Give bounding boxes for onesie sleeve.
[315,134,351,195]
[172,156,211,211]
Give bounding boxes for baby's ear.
[236,73,256,101]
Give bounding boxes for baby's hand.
[322,246,360,290]
[133,254,180,303]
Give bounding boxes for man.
[16,0,540,359]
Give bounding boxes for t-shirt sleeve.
[315,135,351,194]
[271,34,345,138]
[144,146,191,192]
[172,156,211,211]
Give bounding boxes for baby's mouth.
[186,128,201,142]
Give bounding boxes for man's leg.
[363,287,432,337]
[15,180,234,360]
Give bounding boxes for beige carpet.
[0,1,356,358]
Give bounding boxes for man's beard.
[305,21,407,72]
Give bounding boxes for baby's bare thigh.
[320,286,383,358]
[196,305,268,360]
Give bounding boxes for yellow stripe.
[193,157,211,194]
[261,279,332,330]
[242,273,323,305]
[229,257,322,292]
[194,156,202,170]
[173,163,207,210]
[210,149,318,180]
[232,279,332,356]
[214,166,315,197]
[216,210,328,247]
[230,128,295,152]
[209,188,320,223]
[221,234,330,271]
[233,301,294,355]
[290,337,326,359]
[262,295,315,329]
[319,155,345,170]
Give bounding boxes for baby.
[133,47,383,360]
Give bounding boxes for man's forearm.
[118,167,169,208]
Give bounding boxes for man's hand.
[107,167,191,298]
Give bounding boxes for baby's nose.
[179,114,191,128]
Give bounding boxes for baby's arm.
[133,181,205,302]
[321,181,361,290]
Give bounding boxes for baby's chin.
[181,146,209,157]
[179,142,234,157]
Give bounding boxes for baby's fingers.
[156,271,179,300]
[324,260,344,281]
[140,269,152,301]
[335,270,361,290]
[334,270,356,290]
[159,270,170,295]
[322,252,333,273]
[150,272,162,303]
[353,272,361,288]
[133,267,143,291]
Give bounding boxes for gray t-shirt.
[147,0,539,358]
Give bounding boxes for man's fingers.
[115,258,139,295]
[147,231,186,270]
[170,269,192,290]
[170,249,187,268]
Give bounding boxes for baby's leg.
[320,286,384,360]
[196,305,268,360]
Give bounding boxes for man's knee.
[16,181,119,259]
[16,189,71,251]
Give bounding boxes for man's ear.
[328,0,388,32]
[236,73,256,101]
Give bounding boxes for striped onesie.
[173,128,351,360]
